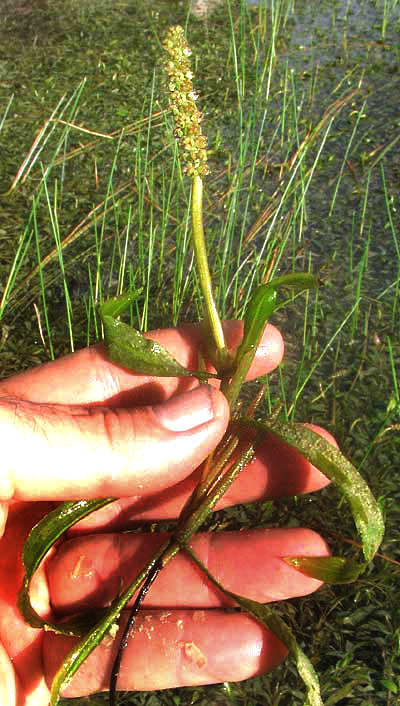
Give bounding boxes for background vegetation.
[0,0,399,704]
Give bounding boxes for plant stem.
[191,175,228,370]
[108,429,257,704]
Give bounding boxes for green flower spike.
[163,25,209,178]
[164,25,228,371]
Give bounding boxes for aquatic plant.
[17,25,384,706]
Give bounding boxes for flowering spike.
[163,26,210,178]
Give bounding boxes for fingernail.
[153,386,215,432]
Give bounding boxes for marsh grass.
[0,0,399,704]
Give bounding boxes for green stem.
[106,431,257,702]
[192,175,227,370]
[220,350,253,408]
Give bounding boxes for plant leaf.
[235,284,277,369]
[229,595,323,706]
[99,289,143,318]
[99,297,217,381]
[283,556,366,584]
[238,273,318,370]
[266,272,320,293]
[49,593,127,705]
[48,425,257,703]
[18,498,115,634]
[224,274,318,407]
[248,419,384,563]
[49,551,166,706]
[184,545,323,706]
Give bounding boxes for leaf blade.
[250,419,384,563]
[49,550,166,705]
[238,274,318,370]
[99,289,143,319]
[224,274,318,407]
[100,310,217,381]
[184,545,323,706]
[18,498,115,633]
[283,556,366,584]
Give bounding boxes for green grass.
[0,0,399,704]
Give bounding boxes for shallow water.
[0,0,398,356]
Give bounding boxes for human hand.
[0,321,332,706]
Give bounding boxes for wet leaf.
[224,274,318,406]
[49,552,165,706]
[266,272,320,293]
[18,498,115,634]
[99,295,217,381]
[99,289,143,319]
[239,274,318,365]
[49,595,126,705]
[185,545,323,706]
[235,284,277,371]
[248,419,384,563]
[283,556,365,584]
[229,594,323,706]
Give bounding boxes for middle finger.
[70,425,334,534]
[47,527,329,616]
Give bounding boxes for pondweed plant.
[17,25,384,706]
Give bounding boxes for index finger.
[0,320,283,406]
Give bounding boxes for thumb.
[0,386,229,501]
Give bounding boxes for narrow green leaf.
[235,284,277,369]
[100,310,217,381]
[18,498,115,633]
[248,419,384,563]
[99,289,143,319]
[238,273,318,370]
[267,273,319,292]
[223,273,318,407]
[49,552,164,706]
[283,556,366,584]
[185,546,323,706]
[50,593,126,706]
[230,595,323,706]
